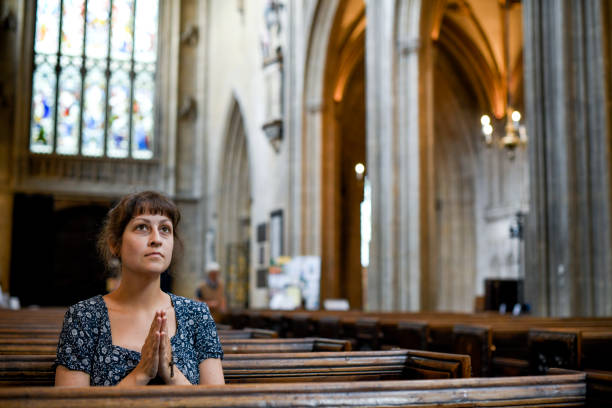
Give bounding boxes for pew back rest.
[0,349,470,386]
[217,328,278,339]
[221,337,351,353]
[221,349,470,383]
[0,372,587,407]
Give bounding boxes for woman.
[54,191,225,386]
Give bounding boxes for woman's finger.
[146,311,161,337]
[158,328,174,382]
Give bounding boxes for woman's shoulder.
[65,295,105,320]
[61,295,105,334]
[67,295,103,310]
[169,293,213,318]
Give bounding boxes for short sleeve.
[55,304,96,375]
[195,303,224,362]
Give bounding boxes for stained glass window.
[30,0,159,159]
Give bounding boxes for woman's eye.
[160,225,172,234]
[135,224,149,231]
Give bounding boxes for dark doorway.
[10,194,110,306]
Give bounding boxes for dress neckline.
[98,293,179,355]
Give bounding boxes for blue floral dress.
[54,293,223,386]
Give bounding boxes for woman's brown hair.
[98,191,183,272]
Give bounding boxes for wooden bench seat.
[0,339,56,355]
[0,329,61,339]
[0,371,586,407]
[0,349,471,386]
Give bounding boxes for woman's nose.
[149,229,162,246]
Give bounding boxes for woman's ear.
[108,239,120,258]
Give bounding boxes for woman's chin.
[125,264,170,276]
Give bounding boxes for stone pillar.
[285,1,305,257]
[365,0,396,310]
[366,0,439,311]
[523,0,612,316]
[171,0,209,297]
[0,1,19,292]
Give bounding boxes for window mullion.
[127,0,138,158]
[52,0,65,154]
[103,0,113,157]
[77,0,89,156]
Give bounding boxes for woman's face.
[118,213,174,276]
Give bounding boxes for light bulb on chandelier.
[479,0,527,159]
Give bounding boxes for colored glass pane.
[107,69,131,158]
[56,60,82,155]
[131,70,154,159]
[134,0,158,63]
[85,0,110,59]
[30,58,56,154]
[82,65,106,157]
[111,0,134,61]
[34,0,60,55]
[31,0,159,159]
[60,0,85,56]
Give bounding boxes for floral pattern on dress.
[55,293,223,386]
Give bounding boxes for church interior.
[0,0,611,405]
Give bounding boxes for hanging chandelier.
[479,0,527,158]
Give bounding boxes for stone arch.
[217,97,251,309]
[322,0,366,307]
[301,0,340,263]
[303,0,366,307]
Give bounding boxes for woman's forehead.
[130,213,172,223]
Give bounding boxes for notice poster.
[268,256,321,310]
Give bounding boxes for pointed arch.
[217,97,251,309]
[302,0,366,306]
[301,0,340,262]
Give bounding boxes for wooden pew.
[0,339,56,355]
[222,349,471,383]
[585,369,612,408]
[217,328,277,339]
[0,371,586,407]
[228,309,612,394]
[528,326,612,406]
[453,321,612,377]
[0,349,471,386]
[0,329,61,339]
[528,327,612,373]
[222,337,351,353]
[0,337,349,356]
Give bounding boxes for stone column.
[171,0,209,297]
[366,0,439,311]
[0,1,20,292]
[285,1,306,257]
[523,0,612,316]
[365,0,396,310]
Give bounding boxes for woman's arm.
[199,358,225,385]
[54,365,90,387]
